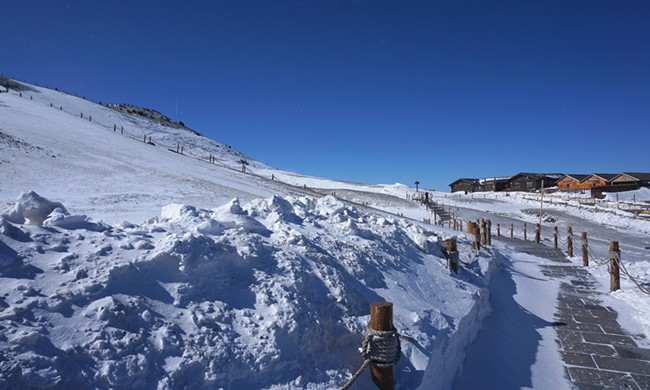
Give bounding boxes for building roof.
[614,172,650,181]
[581,173,617,182]
[508,172,565,182]
[560,174,589,181]
[448,178,479,186]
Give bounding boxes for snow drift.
[0,192,493,389]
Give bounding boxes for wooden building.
[478,177,510,192]
[557,174,589,191]
[610,172,650,187]
[581,173,617,188]
[506,173,564,192]
[449,178,479,193]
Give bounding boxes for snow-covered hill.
[0,79,494,389]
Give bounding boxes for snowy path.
[453,238,650,389]
[452,239,570,389]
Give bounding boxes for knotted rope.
[339,325,401,390]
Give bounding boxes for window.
[526,182,534,188]
[514,183,521,189]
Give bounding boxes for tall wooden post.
[473,223,481,251]
[459,220,462,232]
[535,223,540,244]
[523,223,527,241]
[445,239,458,274]
[609,241,620,292]
[582,232,588,267]
[567,226,573,257]
[554,226,558,249]
[510,223,513,238]
[497,224,500,237]
[370,302,394,390]
[486,220,492,245]
[480,220,486,244]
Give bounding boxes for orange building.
[581,174,617,188]
[557,174,589,191]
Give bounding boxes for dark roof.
[619,172,650,181]
[582,173,617,182]
[561,174,589,181]
[508,172,565,181]
[448,178,479,186]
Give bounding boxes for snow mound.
[0,194,492,389]
[2,191,66,226]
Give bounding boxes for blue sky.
[2,1,649,191]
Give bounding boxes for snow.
[2,78,649,389]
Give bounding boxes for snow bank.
[604,187,650,203]
[0,193,493,389]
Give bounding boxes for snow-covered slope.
[0,79,496,389]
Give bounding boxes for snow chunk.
[2,191,65,225]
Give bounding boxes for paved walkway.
[504,237,650,389]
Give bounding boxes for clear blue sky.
[2,1,649,191]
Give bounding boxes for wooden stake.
[497,223,500,237]
[582,232,588,267]
[610,241,620,292]
[510,223,513,238]
[370,302,394,390]
[567,226,573,257]
[523,223,527,241]
[554,226,558,249]
[445,239,458,274]
[535,223,540,244]
[480,220,486,244]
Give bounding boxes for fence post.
[459,220,462,232]
[121,126,123,134]
[582,232,588,267]
[445,239,458,274]
[473,223,481,251]
[486,220,492,245]
[114,124,116,132]
[609,241,620,292]
[143,134,146,143]
[480,220,486,245]
[370,302,394,390]
[497,223,500,237]
[535,223,540,244]
[567,227,573,257]
[510,223,513,238]
[554,226,558,249]
[523,223,527,241]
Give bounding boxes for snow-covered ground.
[430,190,650,340]
[1,79,649,389]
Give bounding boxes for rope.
[618,259,650,296]
[339,325,401,390]
[587,246,610,264]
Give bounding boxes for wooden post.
[459,220,462,232]
[480,220,486,245]
[567,227,573,257]
[554,226,558,249]
[370,302,394,390]
[445,239,458,274]
[535,223,540,244]
[486,220,492,245]
[582,232,588,267]
[121,126,123,134]
[113,124,116,132]
[609,241,620,292]
[181,146,183,154]
[177,143,180,153]
[523,223,527,241]
[510,223,513,238]
[143,134,146,143]
[433,210,437,224]
[497,223,500,237]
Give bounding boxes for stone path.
[505,237,650,389]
